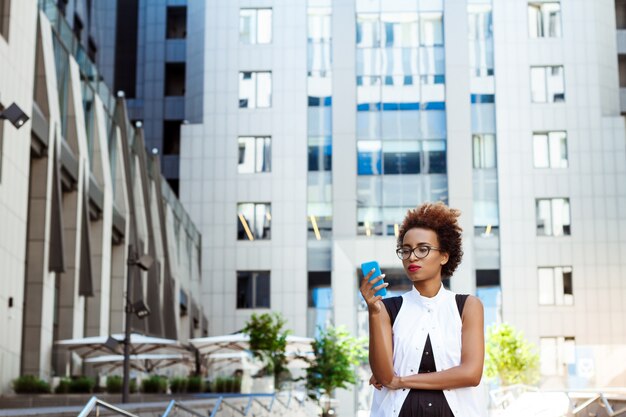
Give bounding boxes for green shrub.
[141,375,167,394]
[106,376,137,394]
[169,377,187,393]
[12,375,50,394]
[68,377,95,393]
[186,376,204,393]
[54,378,71,394]
[106,375,122,393]
[210,376,241,393]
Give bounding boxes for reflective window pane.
[536,198,570,236]
[237,271,271,308]
[422,139,446,174]
[383,141,420,174]
[534,131,567,168]
[381,13,419,47]
[308,10,332,42]
[528,2,561,38]
[473,134,496,169]
[239,71,272,108]
[357,14,380,47]
[420,12,443,46]
[531,66,564,103]
[357,141,383,175]
[308,136,332,171]
[237,203,271,240]
[238,136,271,173]
[240,9,272,44]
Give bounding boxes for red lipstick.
[408,264,421,272]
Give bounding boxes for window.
[163,120,182,155]
[528,2,561,38]
[237,203,271,240]
[533,131,567,168]
[240,8,272,44]
[308,136,332,171]
[164,63,186,96]
[238,136,271,173]
[540,336,575,376]
[167,6,186,39]
[536,198,570,236]
[358,140,446,175]
[473,134,496,168]
[531,66,565,103]
[538,267,573,305]
[1,0,10,40]
[237,271,270,308]
[239,71,272,108]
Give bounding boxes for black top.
[381,293,469,417]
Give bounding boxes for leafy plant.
[140,375,167,393]
[12,375,50,394]
[54,378,71,394]
[210,376,242,393]
[305,326,367,417]
[106,375,123,393]
[484,323,540,386]
[169,376,187,393]
[186,375,204,393]
[68,376,96,393]
[242,312,291,389]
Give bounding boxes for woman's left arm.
[386,296,485,390]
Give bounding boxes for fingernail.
[381,274,386,277]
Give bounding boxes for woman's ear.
[440,252,449,266]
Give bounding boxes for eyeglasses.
[396,245,441,260]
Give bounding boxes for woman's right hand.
[359,269,388,315]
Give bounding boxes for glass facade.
[307,4,332,240]
[356,2,447,236]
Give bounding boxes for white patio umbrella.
[55,333,190,359]
[83,353,195,373]
[189,333,314,357]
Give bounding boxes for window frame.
[236,271,271,309]
[538,266,574,306]
[239,71,272,109]
[237,202,272,241]
[530,65,565,103]
[528,1,562,38]
[238,136,271,173]
[535,197,571,236]
[533,131,568,168]
[239,8,273,45]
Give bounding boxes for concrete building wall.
[0,0,38,394]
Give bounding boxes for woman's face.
[400,227,449,283]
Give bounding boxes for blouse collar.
[409,282,448,307]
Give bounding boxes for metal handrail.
[571,392,626,417]
[161,399,207,417]
[77,396,140,417]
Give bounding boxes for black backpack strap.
[455,294,470,318]
[382,296,403,326]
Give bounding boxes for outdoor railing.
[74,391,313,417]
[77,396,140,417]
[570,392,626,416]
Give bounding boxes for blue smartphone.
[361,261,387,297]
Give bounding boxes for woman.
[360,202,486,417]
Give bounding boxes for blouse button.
[428,403,432,407]
[425,351,429,355]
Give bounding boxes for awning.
[55,333,189,359]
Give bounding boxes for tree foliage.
[242,312,291,389]
[484,323,540,386]
[305,326,367,415]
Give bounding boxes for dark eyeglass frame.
[395,245,442,260]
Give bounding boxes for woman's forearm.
[396,365,482,390]
[368,309,394,384]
